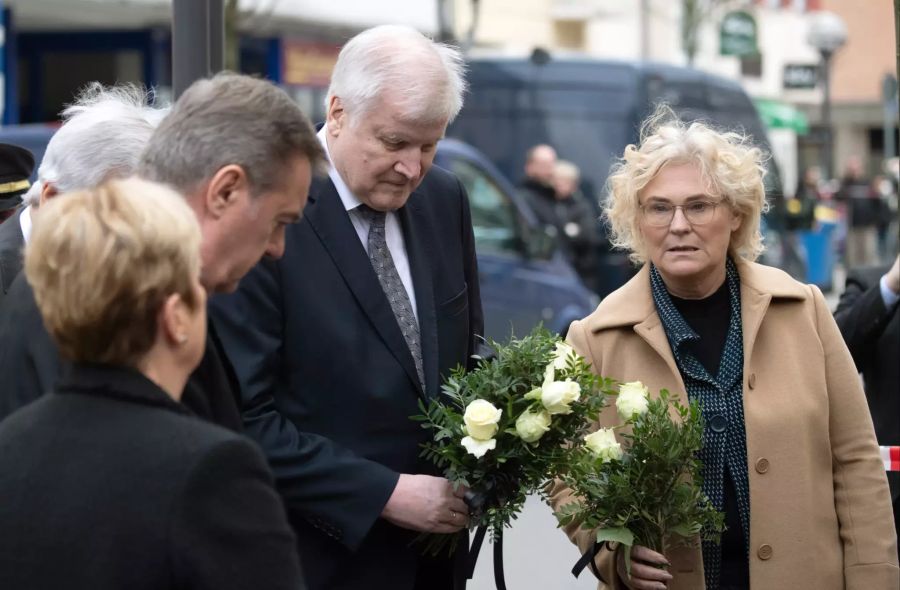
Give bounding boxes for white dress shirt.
[317,127,418,322]
[19,205,33,244]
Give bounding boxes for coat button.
[757,544,773,560]
[710,414,727,433]
[755,458,769,474]
[748,373,757,390]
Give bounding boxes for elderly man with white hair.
[0,83,162,308]
[211,25,484,590]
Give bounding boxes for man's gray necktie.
[357,205,425,390]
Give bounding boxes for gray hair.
[24,83,165,207]
[325,25,467,125]
[140,72,325,196]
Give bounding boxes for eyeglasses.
[639,200,722,227]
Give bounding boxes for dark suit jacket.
[0,272,244,430]
[210,166,484,590]
[0,363,304,590]
[834,264,899,506]
[0,207,24,309]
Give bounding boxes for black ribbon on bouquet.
[571,540,605,580]
[452,486,509,590]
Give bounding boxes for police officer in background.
[0,143,36,307]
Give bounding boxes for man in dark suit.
[210,25,483,590]
[835,254,900,558]
[0,142,35,306]
[0,74,325,431]
[0,85,166,416]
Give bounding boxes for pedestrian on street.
[552,159,601,293]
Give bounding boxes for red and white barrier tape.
[881,446,900,472]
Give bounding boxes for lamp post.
[807,11,847,182]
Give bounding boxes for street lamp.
[807,11,848,181]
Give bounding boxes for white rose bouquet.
[413,327,613,557]
[555,385,725,577]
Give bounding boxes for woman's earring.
[177,334,188,344]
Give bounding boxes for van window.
[446,158,521,256]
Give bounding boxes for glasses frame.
[638,199,723,227]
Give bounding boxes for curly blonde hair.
[604,107,769,265]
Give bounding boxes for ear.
[159,293,189,347]
[203,164,250,220]
[39,182,58,207]
[327,96,346,137]
[730,210,743,233]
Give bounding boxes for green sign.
[720,11,758,56]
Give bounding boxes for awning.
[754,98,809,134]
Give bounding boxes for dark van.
[448,54,798,295]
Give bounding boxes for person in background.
[520,143,561,233]
[0,178,305,590]
[0,143,34,224]
[551,112,898,590]
[787,165,821,232]
[0,143,36,305]
[838,155,882,267]
[834,254,900,561]
[552,159,601,293]
[210,25,483,590]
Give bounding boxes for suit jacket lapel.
[304,178,426,399]
[398,192,438,399]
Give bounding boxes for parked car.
[0,124,598,340]
[435,138,598,340]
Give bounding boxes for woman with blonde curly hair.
[551,110,898,590]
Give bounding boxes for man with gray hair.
[0,83,162,308]
[0,84,166,412]
[212,25,483,590]
[0,74,325,439]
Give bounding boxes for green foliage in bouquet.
[413,327,614,544]
[555,387,724,572]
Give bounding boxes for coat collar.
[56,363,193,416]
[586,257,807,334]
[585,257,808,387]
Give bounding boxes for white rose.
[584,428,623,462]
[463,399,502,441]
[541,379,581,415]
[616,381,650,421]
[515,409,552,443]
[551,341,575,371]
[461,435,497,458]
[544,341,576,385]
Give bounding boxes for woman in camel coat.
[550,113,898,590]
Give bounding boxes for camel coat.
[550,259,898,589]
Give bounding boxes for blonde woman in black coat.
[0,178,304,590]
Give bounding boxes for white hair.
[325,25,467,125]
[24,83,167,207]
